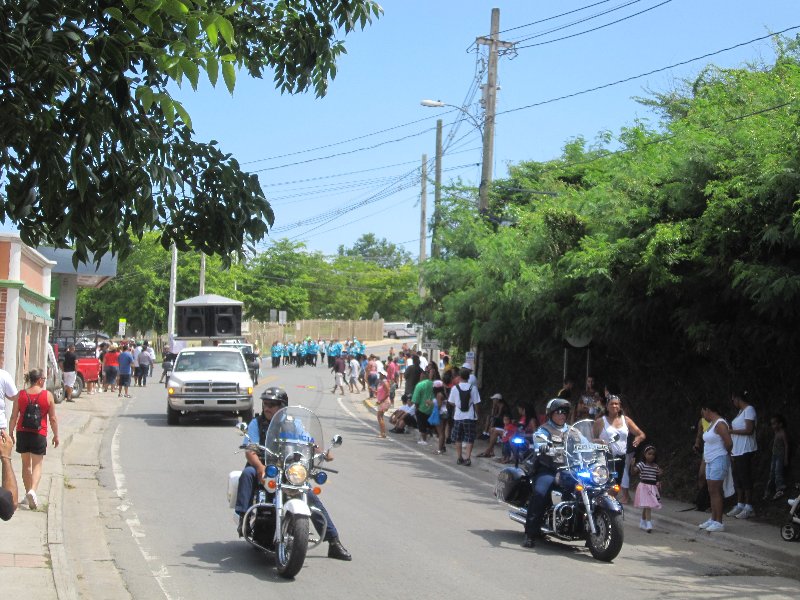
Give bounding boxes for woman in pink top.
[9,369,59,510]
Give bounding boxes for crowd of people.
[360,364,795,538]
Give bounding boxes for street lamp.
[421,98,493,212]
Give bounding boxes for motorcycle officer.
[523,397,572,548]
[234,387,352,561]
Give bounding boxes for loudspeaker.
[177,306,207,337]
[212,306,242,337]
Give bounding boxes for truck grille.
[183,382,239,394]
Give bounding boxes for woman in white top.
[593,395,645,504]
[700,402,733,532]
[727,390,757,520]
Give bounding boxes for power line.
[511,0,649,44]
[251,126,438,172]
[241,111,457,166]
[494,0,618,36]
[515,0,673,49]
[498,26,800,118]
[517,100,797,179]
[261,159,422,187]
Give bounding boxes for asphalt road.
[87,346,798,599]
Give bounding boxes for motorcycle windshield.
[265,406,324,465]
[565,419,609,471]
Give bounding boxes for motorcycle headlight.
[286,463,308,486]
[591,464,610,486]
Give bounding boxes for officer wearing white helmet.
[523,397,572,548]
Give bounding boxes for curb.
[654,508,799,569]
[48,410,93,600]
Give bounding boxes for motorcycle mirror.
[236,422,248,435]
[331,434,343,448]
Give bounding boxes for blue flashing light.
[577,471,592,480]
[265,465,279,478]
[315,471,328,485]
[511,437,526,446]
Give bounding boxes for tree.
[0,0,381,265]
[338,233,413,269]
[76,231,244,334]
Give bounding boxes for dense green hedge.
[423,37,800,500]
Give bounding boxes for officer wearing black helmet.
[234,386,352,560]
[523,397,572,548]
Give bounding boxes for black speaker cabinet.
[177,306,207,337]
[213,306,241,336]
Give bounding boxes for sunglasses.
[553,408,569,415]
[262,401,283,407]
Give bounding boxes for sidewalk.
[362,395,800,570]
[0,389,120,600]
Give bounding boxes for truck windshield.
[174,352,246,372]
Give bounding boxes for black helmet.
[546,398,571,417]
[260,387,289,406]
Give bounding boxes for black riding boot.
[327,537,352,561]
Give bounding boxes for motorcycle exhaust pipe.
[509,510,527,525]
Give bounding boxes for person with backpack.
[447,365,481,466]
[8,368,59,510]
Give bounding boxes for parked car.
[166,347,254,425]
[46,344,64,404]
[383,322,417,339]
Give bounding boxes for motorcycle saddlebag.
[227,471,241,509]
[496,467,530,505]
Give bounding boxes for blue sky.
[11,1,800,260]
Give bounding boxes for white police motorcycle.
[228,405,342,578]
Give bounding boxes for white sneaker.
[735,507,754,519]
[698,519,714,529]
[646,521,653,532]
[26,490,39,510]
[417,440,429,445]
[705,521,725,532]
[639,519,647,530]
[726,505,743,517]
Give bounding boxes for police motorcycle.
[229,405,342,578]
[495,418,625,561]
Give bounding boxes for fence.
[247,319,384,350]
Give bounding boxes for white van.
[383,322,416,339]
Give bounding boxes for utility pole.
[419,154,427,300]
[431,119,443,259]
[167,243,177,346]
[199,253,206,295]
[476,8,512,213]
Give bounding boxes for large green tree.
[0,0,381,264]
[423,39,800,494]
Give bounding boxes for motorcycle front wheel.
[275,514,310,578]
[587,508,624,562]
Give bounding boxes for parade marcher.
[523,398,571,548]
